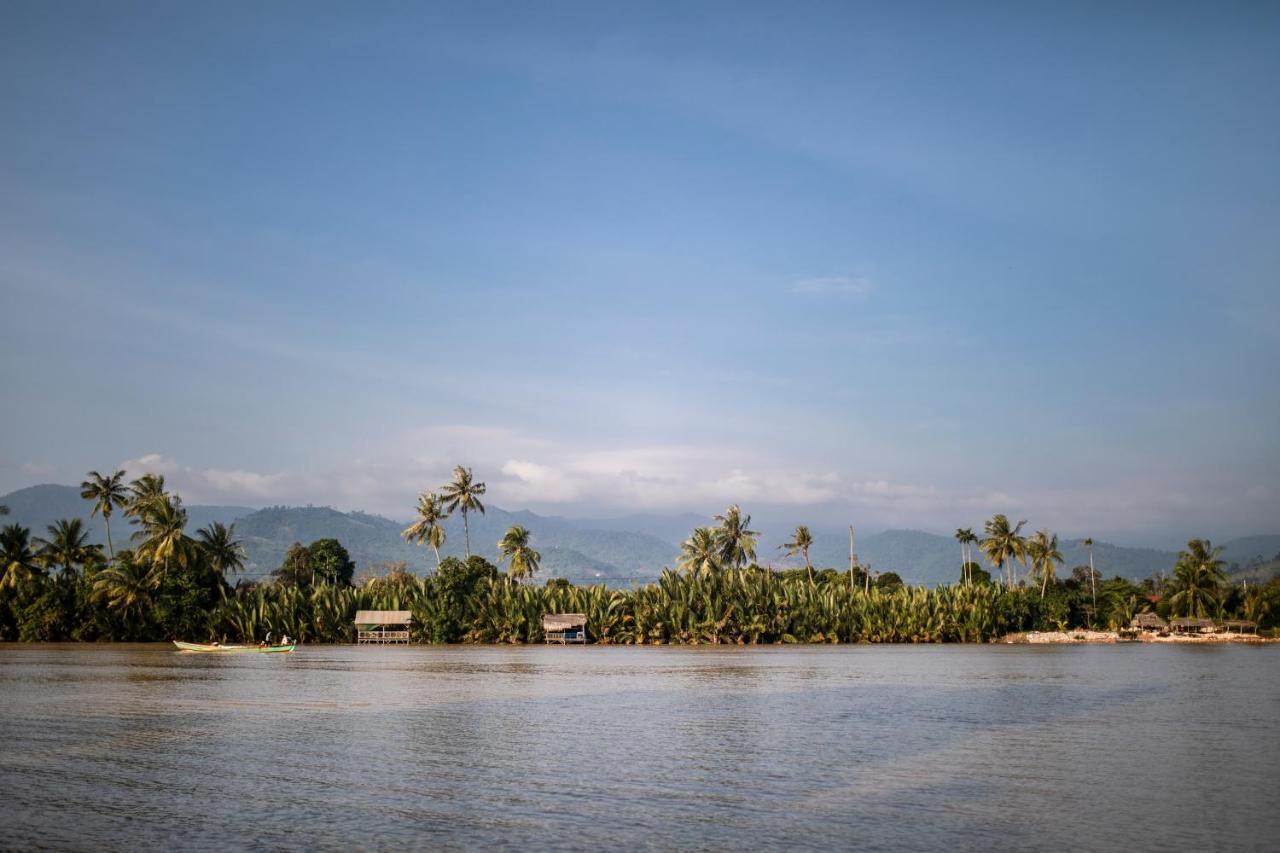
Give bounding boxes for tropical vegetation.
[0,467,1277,644]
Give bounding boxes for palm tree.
[133,495,194,584]
[80,470,128,559]
[1026,530,1063,599]
[954,527,978,584]
[196,522,245,578]
[714,505,758,569]
[979,514,1027,588]
[679,527,719,576]
[402,491,448,567]
[33,518,99,578]
[497,525,541,583]
[780,525,815,583]
[93,553,154,629]
[439,466,486,557]
[1083,536,1097,617]
[125,473,167,520]
[1,524,43,590]
[1167,538,1227,618]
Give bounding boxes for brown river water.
[1,643,1277,851]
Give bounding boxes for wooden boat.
[173,641,296,653]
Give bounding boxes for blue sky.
[1,1,1277,545]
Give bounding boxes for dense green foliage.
[2,469,1278,644]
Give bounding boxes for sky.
[1,1,1278,547]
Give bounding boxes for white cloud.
[787,275,874,298]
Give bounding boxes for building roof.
[1222,620,1257,628]
[1168,617,1215,628]
[543,613,587,630]
[1131,612,1168,629]
[354,610,413,625]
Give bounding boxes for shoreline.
[1000,630,1275,645]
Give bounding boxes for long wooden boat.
[173,641,296,653]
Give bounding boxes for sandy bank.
[1000,630,1274,645]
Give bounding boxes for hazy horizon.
[3,2,1278,547]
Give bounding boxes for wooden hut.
[543,613,587,644]
[1130,612,1168,633]
[355,610,413,644]
[1221,619,1258,635]
[1168,616,1216,635]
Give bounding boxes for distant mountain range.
[4,484,1278,586]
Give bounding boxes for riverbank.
[1000,630,1275,644]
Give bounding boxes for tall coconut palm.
[1,524,44,590]
[125,473,168,520]
[33,518,99,578]
[954,527,978,584]
[402,491,448,567]
[1083,536,1097,617]
[1026,530,1063,599]
[714,505,758,569]
[80,469,128,559]
[780,525,815,583]
[1167,538,1227,618]
[497,525,541,583]
[133,496,194,584]
[196,522,245,578]
[439,466,486,557]
[679,527,719,576]
[979,514,1027,588]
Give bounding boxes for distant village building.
[543,613,587,644]
[1168,617,1217,635]
[1221,620,1258,635]
[1130,612,1168,633]
[355,610,413,644]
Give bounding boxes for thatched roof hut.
[355,610,413,644]
[543,613,587,644]
[1168,617,1216,633]
[1221,619,1258,634]
[1130,612,1168,631]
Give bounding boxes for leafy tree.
[1026,530,1063,599]
[439,466,486,556]
[417,555,497,642]
[196,522,246,578]
[272,543,312,587]
[498,525,541,583]
[402,491,448,567]
[1167,538,1227,618]
[714,505,758,569]
[980,514,1027,588]
[308,539,355,586]
[874,571,904,591]
[678,527,719,576]
[780,525,815,584]
[80,470,128,559]
[33,518,100,578]
[965,563,993,585]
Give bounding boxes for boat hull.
[173,641,296,653]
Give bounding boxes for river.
[1,644,1276,850]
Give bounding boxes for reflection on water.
[1,645,1278,850]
